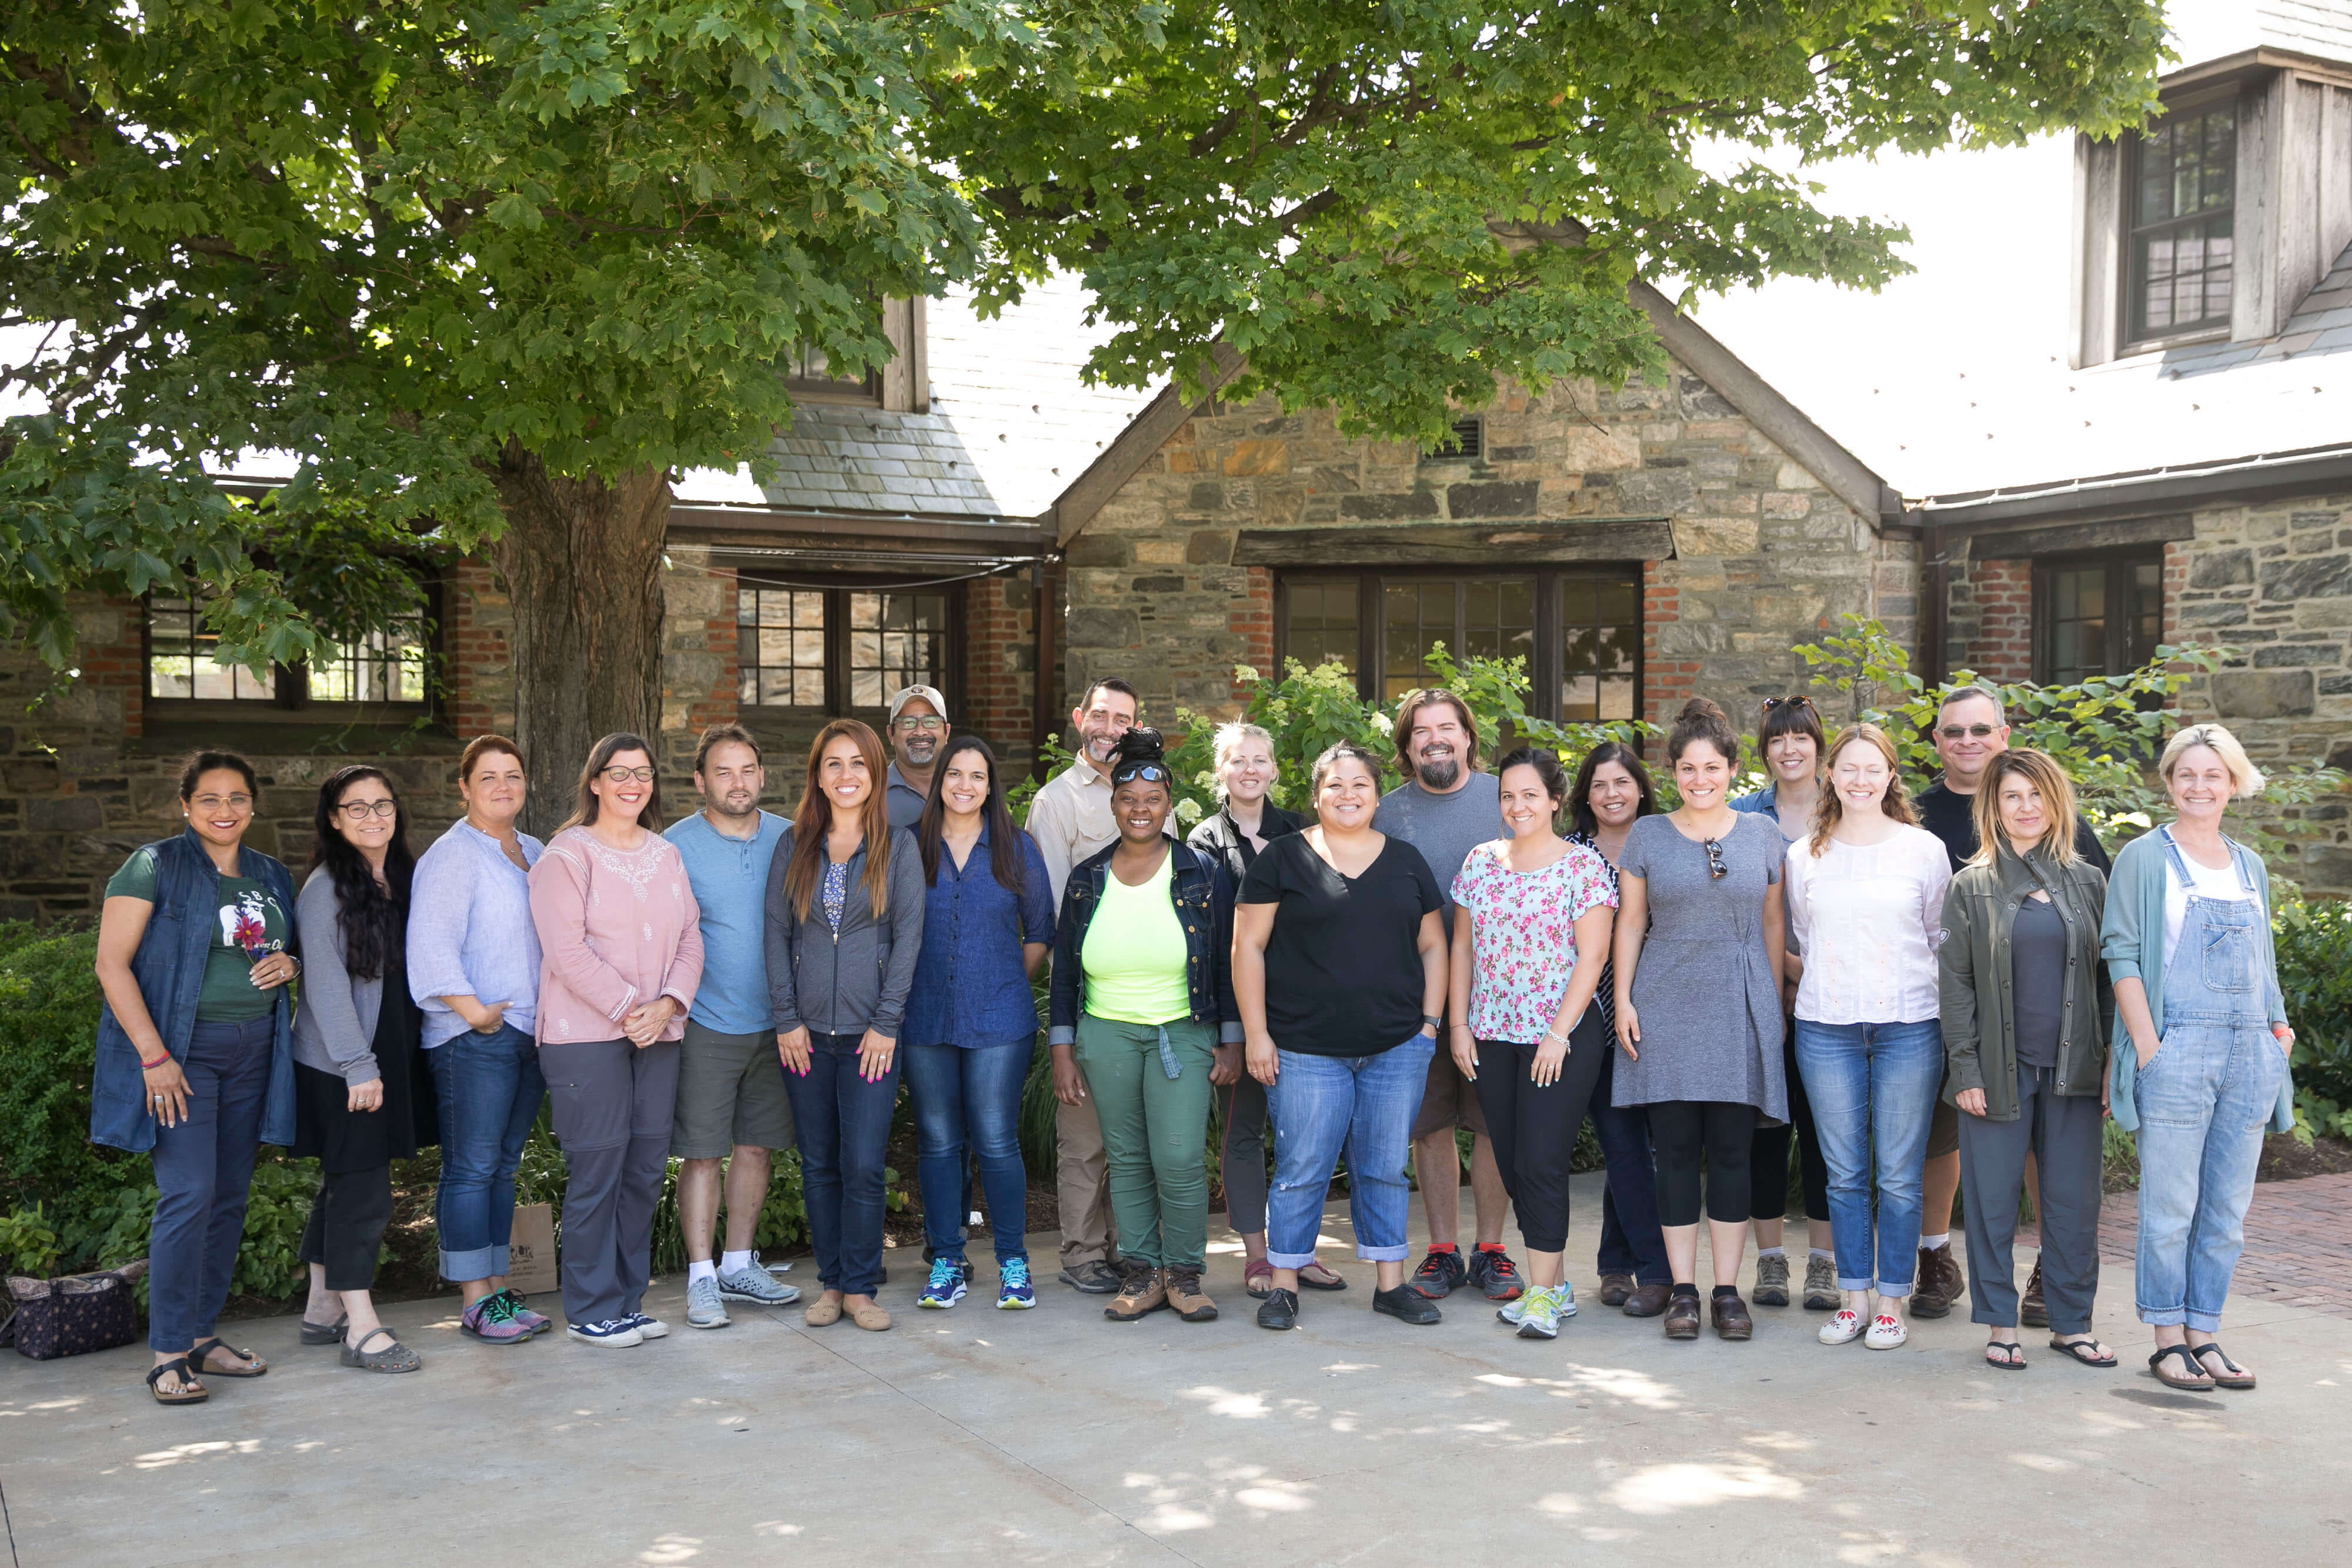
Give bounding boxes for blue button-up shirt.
[665,809,790,1035]
[408,819,546,1049]
[902,823,1056,1049]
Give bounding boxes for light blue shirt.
[407,819,545,1049]
[665,809,790,1035]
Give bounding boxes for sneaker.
[1513,1285,1565,1340]
[718,1261,800,1306]
[1556,1277,1578,1318]
[1468,1247,1525,1302]
[1753,1253,1791,1306]
[1374,1282,1444,1325]
[1865,1311,1909,1350]
[685,1275,730,1329]
[629,1313,669,1340]
[1060,1259,1122,1295]
[1819,1308,1865,1345]
[996,1257,1037,1310]
[1256,1286,1300,1331]
[461,1292,534,1345]
[1104,1261,1168,1321]
[919,1257,969,1310]
[1409,1247,1468,1299]
[1495,1289,1532,1326]
[1164,1266,1218,1323]
[489,1288,553,1336]
[567,1317,643,1348]
[1802,1255,1839,1310]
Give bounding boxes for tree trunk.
[485,443,671,837]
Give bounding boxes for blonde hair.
[1805,724,1916,857]
[2159,722,2266,798]
[1969,748,2081,867]
[1210,721,1278,801]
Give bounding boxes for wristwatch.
[1422,1014,1443,1036]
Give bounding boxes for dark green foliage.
[2276,900,2352,1138]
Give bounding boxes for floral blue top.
[821,858,848,934]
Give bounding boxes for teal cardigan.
[2099,826,2293,1135]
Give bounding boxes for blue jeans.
[2134,1021,2286,1329]
[1794,1018,1943,1296]
[781,1032,901,1296]
[429,1023,547,1282]
[903,1039,1034,1266]
[148,1018,274,1351]
[1263,1036,1433,1268]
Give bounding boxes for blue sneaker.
[996,1256,1036,1310]
[566,1317,643,1348]
[918,1256,968,1310]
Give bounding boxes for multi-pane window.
[848,591,947,710]
[737,587,829,707]
[737,583,950,713]
[2036,553,2164,685]
[783,342,880,404]
[1382,579,1535,703]
[1283,578,1361,676]
[2129,101,2235,343]
[1560,578,1641,721]
[147,595,428,707]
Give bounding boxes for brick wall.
[961,568,1038,763]
[1950,553,2034,681]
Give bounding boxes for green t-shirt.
[106,847,291,1022]
[1079,852,1192,1026]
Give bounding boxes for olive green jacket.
[1937,844,2113,1122]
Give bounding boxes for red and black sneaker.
[1467,1246,1525,1302]
[1409,1246,1468,1299]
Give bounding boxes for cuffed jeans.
[1077,1016,1216,1271]
[428,1023,546,1282]
[544,1039,680,1326]
[1593,1045,1671,1284]
[904,1039,1034,1266]
[1960,1060,2103,1334]
[782,1032,900,1297]
[2134,1021,2288,1330]
[1264,1035,1434,1268]
[1795,1018,1943,1296]
[148,1017,274,1352]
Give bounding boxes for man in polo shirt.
[1023,676,1138,1293]
[664,723,800,1329]
[885,684,950,831]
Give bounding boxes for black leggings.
[1748,1029,1829,1222]
[1470,1009,1611,1254]
[298,1164,395,1293]
[1648,1101,1755,1227]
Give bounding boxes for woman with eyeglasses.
[528,734,704,1348]
[1611,698,1789,1342]
[92,751,300,1405]
[290,767,435,1372]
[1730,696,1837,1312]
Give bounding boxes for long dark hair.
[783,718,894,921]
[306,765,415,981]
[917,734,1025,894]
[1569,741,1657,837]
[557,732,665,834]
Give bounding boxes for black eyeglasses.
[1762,696,1815,714]
[1703,838,1728,880]
[1938,723,1997,740]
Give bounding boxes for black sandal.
[300,1312,349,1346]
[189,1336,267,1378]
[2049,1335,2117,1368]
[1984,1340,2026,1372]
[2190,1342,2256,1390]
[2149,1343,2216,1390]
[146,1357,208,1405]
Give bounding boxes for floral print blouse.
[1451,837,1620,1044]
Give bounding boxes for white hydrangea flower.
[1174,797,1204,825]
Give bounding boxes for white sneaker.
[1556,1278,1578,1319]
[719,1261,800,1306]
[1819,1308,1865,1345]
[1865,1312,1909,1350]
[630,1312,670,1340]
[567,1318,644,1348]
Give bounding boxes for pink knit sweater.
[526,826,703,1046]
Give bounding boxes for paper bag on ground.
[506,1203,560,1296]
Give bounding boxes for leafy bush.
[2276,898,2352,1139]
[0,1203,62,1277]
[0,923,151,1223]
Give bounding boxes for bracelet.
[1544,1028,1572,1047]
[1446,1021,1473,1033]
[139,1052,170,1070]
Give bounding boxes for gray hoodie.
[763,825,926,1038]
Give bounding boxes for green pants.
[1074,1014,1216,1270]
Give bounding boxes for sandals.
[340,1327,422,1374]
[1244,1259,1275,1299]
[2149,1343,2217,1390]
[146,1357,209,1405]
[2190,1341,2257,1390]
[300,1313,349,1346]
[189,1337,267,1378]
[1296,1260,1348,1292]
[1984,1340,2026,1372]
[2048,1335,2117,1368]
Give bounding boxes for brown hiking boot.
[1103,1261,1168,1321]
[2021,1259,2049,1328]
[1164,1266,1218,1322]
[1912,1244,1965,1319]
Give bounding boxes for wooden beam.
[1233,519,1675,567]
[1960,512,2195,559]
[1051,343,1247,545]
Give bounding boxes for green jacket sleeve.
[1937,879,1983,1101]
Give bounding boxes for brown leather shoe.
[2020,1259,2049,1328]
[1104,1262,1168,1321]
[1663,1292,1702,1339]
[1623,1282,1673,1318]
[1712,1293,1754,1340]
[1912,1245,1965,1319]
[1598,1273,1635,1308]
[1164,1266,1218,1323]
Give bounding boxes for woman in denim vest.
[92,751,300,1405]
[2104,724,2297,1390]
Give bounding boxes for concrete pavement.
[4,1174,2347,1566]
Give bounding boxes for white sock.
[1921,1233,1950,1251]
[720,1250,753,1274]
[1810,1248,1836,1262]
[688,1259,717,1284]
[1756,1246,1785,1259]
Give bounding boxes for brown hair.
[1391,688,1479,771]
[783,719,894,921]
[693,721,761,777]
[1805,724,1916,856]
[1569,741,1656,837]
[459,734,524,781]
[1666,696,1739,767]
[1309,741,1387,804]
[1970,748,2081,868]
[557,733,664,834]
[1758,694,1826,754]
[917,734,1026,896]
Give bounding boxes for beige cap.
[887,684,950,722]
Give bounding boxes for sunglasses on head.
[1112,764,1169,784]
[1762,696,1815,714]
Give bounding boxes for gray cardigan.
[291,868,385,1085]
[763,826,926,1038]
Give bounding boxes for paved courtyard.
[4,1174,2348,1567]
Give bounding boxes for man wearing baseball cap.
[885,684,951,831]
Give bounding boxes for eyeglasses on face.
[1939,724,1997,740]
[599,765,656,784]
[893,716,947,734]
[191,794,254,813]
[338,799,399,819]
[1703,838,1728,880]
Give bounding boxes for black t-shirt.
[2009,894,2069,1070]
[1913,780,2112,876]
[1240,833,1442,1058]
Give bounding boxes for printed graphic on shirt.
[220,886,285,957]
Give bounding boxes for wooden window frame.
[141,572,442,724]
[2032,549,2165,686]
[2120,91,2239,352]
[783,298,928,413]
[736,572,965,720]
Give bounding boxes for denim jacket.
[91,830,299,1154]
[1047,835,1242,1046]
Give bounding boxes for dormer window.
[2126,98,2236,345]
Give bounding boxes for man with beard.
[1373,690,1524,1303]
[1024,677,1140,1293]
[885,685,951,831]
[664,723,800,1328]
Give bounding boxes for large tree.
[2,1,2167,813]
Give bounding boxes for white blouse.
[1783,825,1953,1025]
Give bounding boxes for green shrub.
[0,1203,62,1277]
[0,923,152,1223]
[2276,898,2352,1139]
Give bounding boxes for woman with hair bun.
[1610,698,1790,1343]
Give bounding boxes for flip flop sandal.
[2049,1336,2118,1368]
[146,1357,209,1405]
[2149,1343,2217,1390]
[1984,1340,2026,1372]
[300,1313,349,1346]
[1244,1259,1275,1299]
[189,1337,267,1378]
[340,1328,422,1373]
[1296,1261,1349,1292]
[2190,1342,2256,1390]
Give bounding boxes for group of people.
[90,672,2299,1404]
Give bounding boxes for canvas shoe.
[717,1260,800,1306]
[996,1257,1037,1310]
[919,1256,969,1310]
[567,1318,643,1348]
[685,1275,730,1329]
[629,1312,669,1340]
[1819,1308,1866,1345]
[1865,1312,1909,1350]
